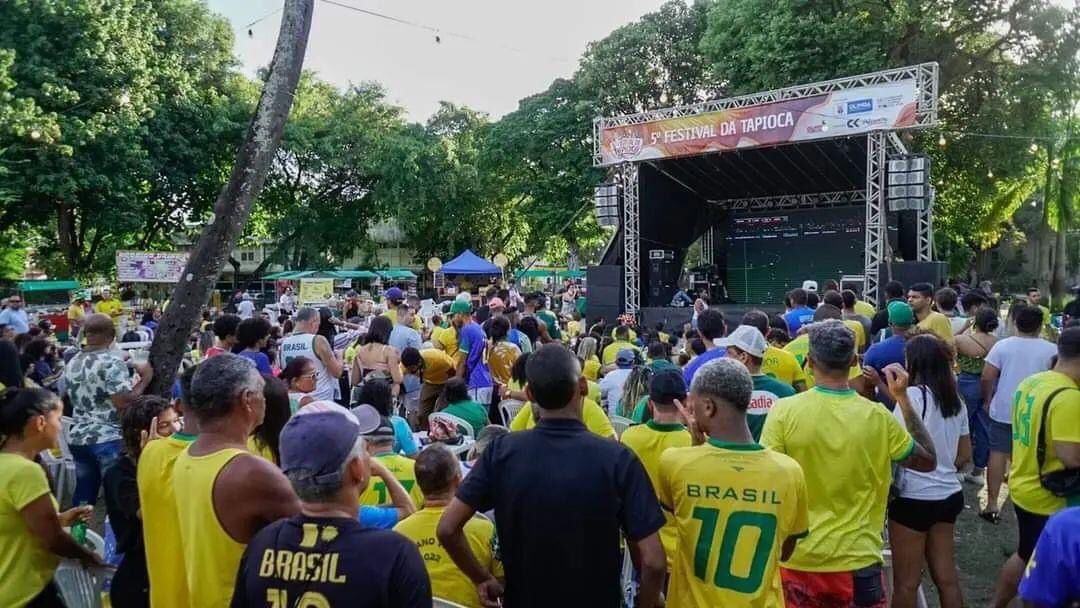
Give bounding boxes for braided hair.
[0,387,61,447]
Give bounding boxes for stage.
[638,304,786,332]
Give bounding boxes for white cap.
[802,280,818,292]
[718,324,767,358]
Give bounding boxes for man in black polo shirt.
[437,344,667,608]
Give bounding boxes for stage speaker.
[586,265,623,323]
[878,261,947,290]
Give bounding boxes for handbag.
[890,386,928,500]
[1036,386,1080,498]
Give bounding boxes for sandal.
[979,510,1001,524]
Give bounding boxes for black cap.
[649,368,687,404]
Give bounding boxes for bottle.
[70,501,89,546]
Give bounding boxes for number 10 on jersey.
[692,507,778,593]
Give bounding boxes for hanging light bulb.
[987,169,994,179]
[938,134,947,147]
[1029,142,1039,154]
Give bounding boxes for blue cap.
[616,348,637,367]
[279,403,363,486]
[385,287,404,301]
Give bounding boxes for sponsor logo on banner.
[875,95,905,109]
[846,98,874,114]
[611,133,643,159]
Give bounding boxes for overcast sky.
[207,0,669,122]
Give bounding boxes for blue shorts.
[989,419,1012,454]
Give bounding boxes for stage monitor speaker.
[647,285,678,307]
[878,261,947,291]
[586,265,624,323]
[648,260,680,286]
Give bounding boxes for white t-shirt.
[598,368,633,415]
[892,386,969,500]
[985,336,1057,423]
[237,300,256,319]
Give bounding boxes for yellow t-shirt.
[602,340,640,365]
[620,421,692,571]
[173,447,249,607]
[587,379,601,403]
[854,300,876,319]
[137,432,196,608]
[761,345,806,388]
[658,441,809,608]
[843,319,866,353]
[383,309,423,331]
[394,507,503,608]
[95,297,124,320]
[246,435,276,465]
[67,303,85,324]
[420,348,456,385]
[565,320,582,342]
[509,398,616,439]
[0,453,59,607]
[916,311,955,344]
[761,387,913,572]
[1009,370,1080,515]
[359,452,425,508]
[782,334,860,389]
[583,356,601,381]
[432,326,460,357]
[611,327,639,342]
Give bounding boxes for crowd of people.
[0,277,1078,608]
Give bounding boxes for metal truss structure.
[621,162,641,314]
[701,227,714,266]
[605,64,939,310]
[708,190,866,212]
[594,63,939,165]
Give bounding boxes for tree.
[147,0,314,395]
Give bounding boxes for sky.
[208,0,669,122]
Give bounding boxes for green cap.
[449,300,472,315]
[887,301,914,327]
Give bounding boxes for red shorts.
[780,567,887,608]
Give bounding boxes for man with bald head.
[64,313,154,506]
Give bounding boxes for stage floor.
[639,304,785,330]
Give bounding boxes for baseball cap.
[616,348,637,367]
[385,287,403,301]
[487,297,506,310]
[348,404,385,435]
[279,403,362,486]
[718,324,767,358]
[450,300,472,315]
[362,415,396,439]
[802,280,818,292]
[649,368,687,403]
[346,289,358,298]
[888,301,915,327]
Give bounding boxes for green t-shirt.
[536,310,561,340]
[749,374,796,441]
[441,400,489,435]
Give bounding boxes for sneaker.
[964,469,986,487]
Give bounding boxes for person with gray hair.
[231,402,431,607]
[281,306,343,402]
[760,320,938,606]
[172,354,301,607]
[657,357,810,606]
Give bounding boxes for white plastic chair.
[430,412,475,438]
[56,529,107,608]
[498,399,524,426]
[610,415,633,438]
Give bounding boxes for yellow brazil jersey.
[246,435,276,465]
[95,297,124,320]
[761,345,806,388]
[383,308,423,331]
[0,453,60,608]
[420,348,456,385]
[394,507,503,608]
[432,325,460,357]
[172,446,249,608]
[360,452,425,508]
[603,340,640,366]
[137,432,196,608]
[782,334,860,389]
[67,303,85,324]
[587,379,601,403]
[657,441,809,608]
[843,319,866,353]
[854,300,876,319]
[620,421,692,571]
[1010,370,1080,515]
[509,398,615,438]
[761,387,913,572]
[916,311,955,344]
[583,356,601,381]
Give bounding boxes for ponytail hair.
[0,387,61,445]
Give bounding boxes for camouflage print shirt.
[63,349,132,446]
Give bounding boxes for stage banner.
[598,80,918,165]
[116,251,189,283]
[299,278,334,304]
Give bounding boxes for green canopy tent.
[377,269,417,280]
[18,279,81,292]
[514,268,586,280]
[263,270,379,280]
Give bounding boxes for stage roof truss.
[707,189,867,211]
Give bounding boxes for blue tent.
[440,250,501,275]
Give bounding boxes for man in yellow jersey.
[395,445,502,608]
[907,282,954,344]
[659,358,808,607]
[990,328,1080,608]
[94,286,124,327]
[602,325,640,365]
[383,286,423,331]
[823,291,867,352]
[783,305,865,391]
[620,368,692,574]
[174,354,301,607]
[508,394,615,438]
[67,291,88,341]
[358,416,426,508]
[402,346,457,429]
[138,365,199,608]
[761,321,938,607]
[232,403,431,606]
[742,310,806,391]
